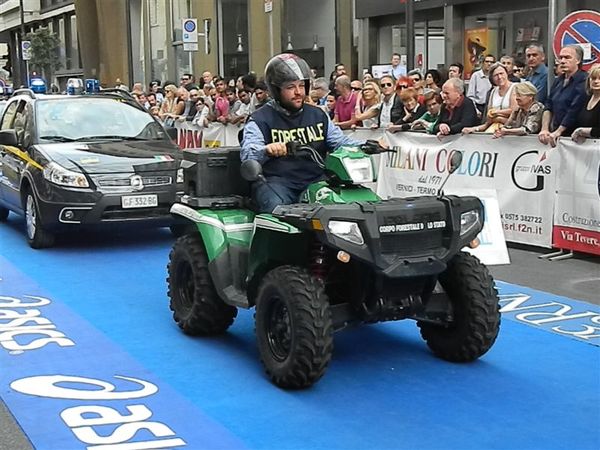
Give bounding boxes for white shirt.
[379,94,396,127]
[467,69,492,105]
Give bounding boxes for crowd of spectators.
[122,42,598,147]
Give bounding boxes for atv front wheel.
[255,266,333,389]
[167,234,237,335]
[418,252,500,362]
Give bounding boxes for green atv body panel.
[324,145,378,184]
[301,181,381,204]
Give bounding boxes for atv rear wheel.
[167,234,237,335]
[255,266,333,389]
[418,252,500,362]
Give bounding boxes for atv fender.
[170,203,254,308]
[246,214,311,306]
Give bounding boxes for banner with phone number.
[552,139,600,255]
[377,132,558,248]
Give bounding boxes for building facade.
[356,0,598,79]
[73,0,356,89]
[0,0,82,88]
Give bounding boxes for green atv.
[167,141,500,389]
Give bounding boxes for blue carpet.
[1,215,599,450]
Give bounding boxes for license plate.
[121,194,158,209]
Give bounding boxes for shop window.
[218,0,248,78]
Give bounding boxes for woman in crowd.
[411,91,443,134]
[390,87,426,131]
[463,62,517,133]
[492,81,544,137]
[424,69,442,92]
[353,81,382,128]
[158,84,184,126]
[572,64,600,143]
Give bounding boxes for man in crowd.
[213,77,229,124]
[467,54,495,115]
[538,44,587,147]
[448,63,464,80]
[333,75,358,129]
[252,81,270,111]
[391,53,404,80]
[180,73,198,91]
[229,89,252,125]
[500,55,520,83]
[433,78,479,137]
[525,44,548,104]
[241,53,359,213]
[378,75,404,128]
[312,77,330,106]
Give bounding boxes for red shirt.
[334,91,357,122]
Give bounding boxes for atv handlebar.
[360,140,396,155]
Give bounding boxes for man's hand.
[437,123,451,137]
[266,142,287,157]
[538,129,551,145]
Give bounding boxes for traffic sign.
[553,10,600,71]
[182,18,198,44]
[264,0,272,13]
[21,40,31,61]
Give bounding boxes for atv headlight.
[176,168,184,184]
[342,157,374,184]
[328,220,364,245]
[460,210,481,236]
[43,162,89,188]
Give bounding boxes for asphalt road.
[490,243,599,305]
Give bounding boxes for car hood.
[36,140,181,174]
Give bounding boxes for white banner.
[378,132,558,248]
[552,139,600,255]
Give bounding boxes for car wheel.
[24,188,55,249]
[255,265,333,389]
[167,234,237,335]
[0,206,9,222]
[418,252,500,362]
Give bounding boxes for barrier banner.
[225,123,243,147]
[175,121,202,149]
[552,139,600,255]
[202,122,226,147]
[378,132,558,247]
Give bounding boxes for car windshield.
[36,97,167,142]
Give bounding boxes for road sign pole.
[547,0,557,93]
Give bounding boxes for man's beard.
[280,96,303,113]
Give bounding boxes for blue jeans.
[252,181,303,213]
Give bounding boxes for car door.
[0,100,29,209]
[0,100,19,207]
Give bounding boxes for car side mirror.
[240,159,263,182]
[0,129,18,146]
[165,126,178,142]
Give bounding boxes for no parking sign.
[553,10,600,71]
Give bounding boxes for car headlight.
[460,210,481,236]
[176,168,184,184]
[43,162,89,188]
[342,157,374,184]
[328,220,364,245]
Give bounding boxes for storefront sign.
[553,10,600,71]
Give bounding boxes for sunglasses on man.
[381,82,394,88]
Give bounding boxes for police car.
[0,88,184,248]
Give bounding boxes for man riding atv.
[241,53,361,212]
[167,54,501,390]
